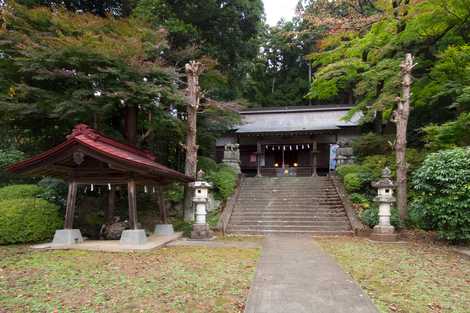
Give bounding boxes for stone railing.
[216,174,244,234]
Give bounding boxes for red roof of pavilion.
[8,124,193,183]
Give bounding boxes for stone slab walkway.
[244,234,378,313]
[168,238,262,249]
[32,233,182,252]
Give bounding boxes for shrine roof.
[8,124,192,184]
[235,104,361,134]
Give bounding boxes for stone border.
[216,175,244,233]
[329,175,371,236]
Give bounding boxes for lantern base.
[370,225,398,242]
[190,223,214,240]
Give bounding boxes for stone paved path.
[244,234,379,313]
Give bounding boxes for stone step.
[227,225,352,232]
[226,229,354,236]
[229,216,349,221]
[228,220,350,227]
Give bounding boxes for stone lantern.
[370,167,398,242]
[189,170,214,240]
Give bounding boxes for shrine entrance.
[260,143,317,177]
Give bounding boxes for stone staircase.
[226,176,353,235]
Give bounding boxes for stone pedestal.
[370,225,398,242]
[154,224,174,236]
[190,223,214,240]
[222,144,241,174]
[52,229,83,245]
[120,229,147,245]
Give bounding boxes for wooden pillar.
[312,141,318,176]
[64,181,78,229]
[256,141,261,177]
[127,180,138,229]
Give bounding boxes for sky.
[263,0,298,26]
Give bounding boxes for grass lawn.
[316,237,470,313]
[0,245,259,313]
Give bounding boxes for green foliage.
[360,206,402,229]
[424,112,470,151]
[243,21,311,106]
[336,164,364,179]
[0,198,62,244]
[349,193,370,207]
[170,218,193,237]
[306,0,470,138]
[197,156,218,173]
[0,148,27,186]
[352,133,392,159]
[134,0,264,100]
[411,147,470,242]
[164,183,184,204]
[343,173,364,192]
[0,2,180,153]
[0,184,45,200]
[207,165,237,201]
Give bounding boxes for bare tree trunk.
[393,53,415,221]
[155,185,168,224]
[183,61,204,221]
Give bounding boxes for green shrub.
[0,198,63,244]
[208,165,237,200]
[349,193,370,207]
[352,133,392,159]
[197,156,218,173]
[411,147,470,242]
[165,183,184,203]
[360,206,402,229]
[0,184,46,200]
[343,173,364,192]
[336,164,364,179]
[37,178,68,208]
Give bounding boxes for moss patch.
[0,246,259,313]
[316,237,470,313]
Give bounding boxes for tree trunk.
[124,105,137,146]
[183,61,204,221]
[155,185,168,224]
[394,53,415,221]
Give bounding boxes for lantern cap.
[372,167,395,189]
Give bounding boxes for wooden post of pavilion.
[127,179,138,230]
[64,181,78,229]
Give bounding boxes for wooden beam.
[256,141,261,177]
[64,181,78,229]
[127,179,138,229]
[312,141,318,176]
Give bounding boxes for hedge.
[0,184,46,200]
[0,198,62,244]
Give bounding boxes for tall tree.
[393,53,415,220]
[133,0,264,100]
[183,61,204,221]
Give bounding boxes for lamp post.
[370,167,398,242]
[190,170,215,240]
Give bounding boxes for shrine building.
[216,105,362,176]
